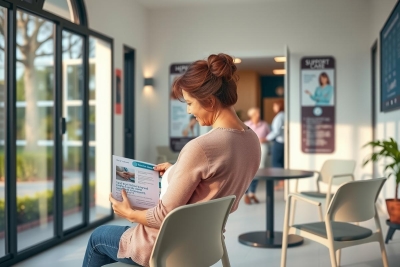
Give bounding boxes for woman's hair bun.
[207,53,237,81]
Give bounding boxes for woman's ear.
[208,97,216,109]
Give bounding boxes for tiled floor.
[15,180,400,267]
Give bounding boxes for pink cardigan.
[117,128,261,266]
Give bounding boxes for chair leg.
[289,198,297,225]
[328,247,337,267]
[378,237,389,267]
[335,249,341,266]
[221,239,231,267]
[318,205,324,222]
[280,227,289,267]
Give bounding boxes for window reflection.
[62,31,84,230]
[89,36,112,222]
[15,10,55,251]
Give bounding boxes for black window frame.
[0,0,114,266]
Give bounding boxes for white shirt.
[160,165,174,199]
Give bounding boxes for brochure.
[112,155,161,209]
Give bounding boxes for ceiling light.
[234,58,241,64]
[274,57,286,62]
[273,69,286,75]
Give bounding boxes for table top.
[255,168,314,181]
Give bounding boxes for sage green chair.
[290,159,356,224]
[103,195,236,267]
[281,178,389,267]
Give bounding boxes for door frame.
[371,40,378,177]
[123,45,135,159]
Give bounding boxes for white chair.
[103,195,236,267]
[156,146,179,164]
[281,178,389,267]
[290,159,356,224]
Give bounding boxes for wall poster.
[169,63,199,152]
[301,57,335,153]
[380,1,400,112]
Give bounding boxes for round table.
[238,168,314,248]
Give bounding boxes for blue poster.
[381,1,400,112]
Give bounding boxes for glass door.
[15,10,55,251]
[62,30,84,230]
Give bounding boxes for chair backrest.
[149,196,236,267]
[319,159,356,185]
[326,178,386,223]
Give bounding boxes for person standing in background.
[243,107,270,204]
[266,100,285,190]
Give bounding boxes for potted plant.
[363,138,400,224]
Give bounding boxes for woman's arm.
[322,85,333,103]
[110,141,208,229]
[109,190,151,226]
[147,141,208,229]
[309,87,321,102]
[309,87,332,104]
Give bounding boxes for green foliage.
[0,149,96,181]
[363,137,400,200]
[15,151,54,181]
[0,181,95,232]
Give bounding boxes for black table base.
[238,231,303,248]
[238,169,314,249]
[385,219,400,244]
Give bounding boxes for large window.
[0,0,113,265]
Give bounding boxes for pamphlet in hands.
[112,155,161,209]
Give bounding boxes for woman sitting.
[82,53,261,267]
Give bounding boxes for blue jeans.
[272,141,284,168]
[246,179,259,194]
[82,225,140,267]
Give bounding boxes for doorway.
[123,46,135,158]
[234,56,286,169]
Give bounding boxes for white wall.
[84,0,400,202]
[370,0,400,201]
[146,0,372,185]
[85,0,151,161]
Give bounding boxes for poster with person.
[169,63,199,152]
[300,57,335,153]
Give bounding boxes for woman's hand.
[109,190,152,226]
[259,137,267,144]
[305,90,311,95]
[154,162,172,176]
[109,189,134,222]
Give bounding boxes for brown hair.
[319,72,330,86]
[274,99,284,113]
[172,53,239,108]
